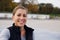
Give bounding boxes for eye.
[17,14,21,17]
[23,14,27,17]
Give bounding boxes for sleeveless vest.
[8,23,34,40]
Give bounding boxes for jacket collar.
[12,23,34,31]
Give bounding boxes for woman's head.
[12,5,28,27]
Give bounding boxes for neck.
[13,23,25,30]
[20,26,25,31]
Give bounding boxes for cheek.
[24,18,27,22]
[24,19,26,23]
[21,18,27,23]
[12,16,18,22]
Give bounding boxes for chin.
[18,24,25,27]
[16,22,25,27]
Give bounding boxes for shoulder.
[8,26,13,29]
[26,27,34,31]
[0,29,10,34]
[25,25,34,31]
[0,29,10,40]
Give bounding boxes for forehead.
[15,9,27,14]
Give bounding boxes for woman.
[0,5,34,40]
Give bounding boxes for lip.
[19,19,25,22]
[19,21,24,24]
[18,21,24,24]
[20,23,24,25]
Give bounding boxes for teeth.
[19,20,24,23]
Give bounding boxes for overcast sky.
[14,0,60,8]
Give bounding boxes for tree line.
[0,0,60,15]
[0,0,17,12]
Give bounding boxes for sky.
[14,0,60,8]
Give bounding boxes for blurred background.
[0,0,60,40]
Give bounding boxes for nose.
[20,16,24,19]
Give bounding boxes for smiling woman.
[12,5,28,27]
[0,5,34,40]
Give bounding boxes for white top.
[0,29,10,40]
[0,29,60,40]
[21,35,26,40]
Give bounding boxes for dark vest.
[8,23,34,40]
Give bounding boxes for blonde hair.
[12,5,28,16]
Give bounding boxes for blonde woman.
[0,5,34,40]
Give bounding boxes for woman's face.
[12,9,27,27]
